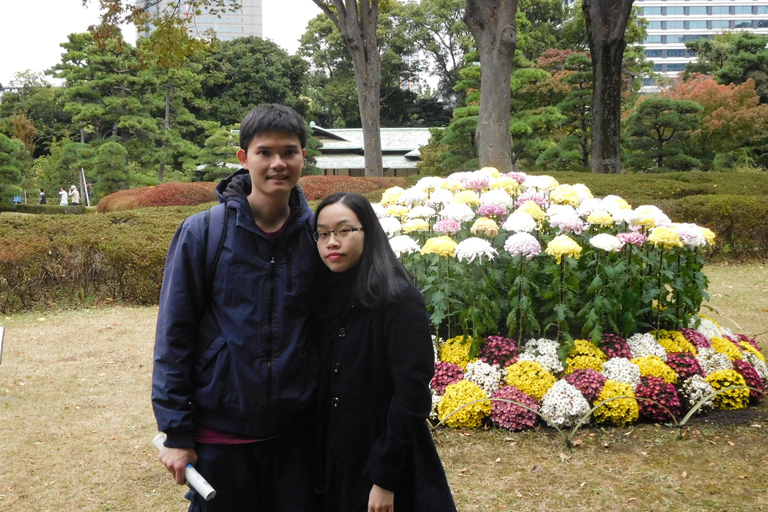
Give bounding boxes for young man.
[153,104,323,511]
[38,188,47,205]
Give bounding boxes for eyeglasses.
[313,227,363,242]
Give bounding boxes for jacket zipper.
[266,254,276,431]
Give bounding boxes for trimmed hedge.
[0,172,766,313]
[96,182,218,213]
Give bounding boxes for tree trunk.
[158,78,172,182]
[464,0,518,173]
[314,0,384,176]
[583,0,634,174]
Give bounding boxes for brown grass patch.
[0,265,766,511]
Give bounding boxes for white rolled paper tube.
[152,433,217,501]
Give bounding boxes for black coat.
[321,277,456,512]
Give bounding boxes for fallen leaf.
[458,468,467,473]
[531,465,542,473]
[739,475,748,480]
[580,482,586,487]
[641,451,648,456]
[504,437,515,441]
[708,440,716,445]
[728,441,735,446]
[572,439,583,447]
[516,491,523,498]
[495,457,501,463]
[626,498,637,503]
[681,471,687,478]
[603,442,610,448]
[751,424,762,428]
[559,453,571,462]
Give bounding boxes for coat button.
[338,328,346,338]
[333,362,341,374]
[332,397,339,407]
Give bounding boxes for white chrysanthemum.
[378,216,402,237]
[518,338,564,374]
[503,232,541,259]
[547,204,578,218]
[540,380,591,428]
[745,352,768,383]
[590,233,625,252]
[601,357,642,390]
[627,333,668,361]
[522,174,559,193]
[636,204,672,227]
[696,347,733,375]
[549,210,585,235]
[572,183,593,202]
[389,235,421,258]
[381,187,405,206]
[680,375,715,413]
[502,211,538,233]
[440,202,475,223]
[371,202,388,219]
[601,195,631,214]
[576,198,603,218]
[414,176,446,192]
[479,189,515,209]
[407,205,437,220]
[464,360,504,397]
[612,208,642,226]
[426,188,455,208]
[693,316,722,340]
[454,237,498,263]
[398,187,427,207]
[671,223,707,248]
[720,326,734,338]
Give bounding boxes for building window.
[649,21,662,29]
[667,50,686,58]
[667,7,684,15]
[689,20,707,29]
[712,20,731,29]
[734,6,753,15]
[685,34,708,42]
[667,21,684,30]
[734,21,753,29]
[669,35,685,43]
[644,35,662,44]
[689,7,707,15]
[642,7,661,16]
[711,7,730,15]
[759,20,768,28]
[645,50,662,57]
[759,7,768,15]
[653,64,662,72]
[666,64,686,72]
[643,77,654,87]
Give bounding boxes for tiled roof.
[314,154,419,170]
[314,128,432,152]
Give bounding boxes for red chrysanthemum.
[635,376,682,422]
[431,362,464,395]
[479,335,518,367]
[564,368,607,405]
[599,334,633,360]
[733,359,764,401]
[679,328,711,350]
[490,386,538,431]
[666,352,704,380]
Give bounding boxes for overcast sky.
[0,0,321,86]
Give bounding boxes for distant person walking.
[69,185,80,206]
[38,188,47,205]
[58,188,68,206]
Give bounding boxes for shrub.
[298,175,408,201]
[96,182,217,213]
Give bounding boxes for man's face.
[237,131,305,200]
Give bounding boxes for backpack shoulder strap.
[204,202,228,292]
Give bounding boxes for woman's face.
[316,202,365,273]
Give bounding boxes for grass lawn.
[0,264,766,511]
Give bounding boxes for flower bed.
[373,169,765,430]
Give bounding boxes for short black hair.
[239,104,307,150]
[315,192,412,308]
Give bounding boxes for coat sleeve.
[363,284,435,491]
[151,214,208,448]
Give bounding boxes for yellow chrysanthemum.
[453,190,481,206]
[565,339,608,374]
[402,219,430,233]
[470,217,499,238]
[706,369,750,410]
[572,184,594,201]
[421,236,458,257]
[437,380,491,429]
[587,211,614,227]
[504,361,556,402]
[739,342,765,362]
[653,329,697,356]
[490,176,521,195]
[545,234,583,264]
[517,201,546,222]
[480,166,501,178]
[550,184,580,207]
[638,214,657,228]
[385,205,410,219]
[701,227,716,245]
[593,380,639,426]
[648,227,683,249]
[440,181,465,192]
[381,187,404,207]
[439,336,474,369]
[711,336,744,361]
[631,355,678,384]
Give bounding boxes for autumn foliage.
[96,182,217,213]
[298,175,408,201]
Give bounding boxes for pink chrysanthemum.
[477,204,509,219]
[430,362,464,395]
[503,172,527,184]
[679,328,711,350]
[479,335,518,367]
[564,368,607,405]
[515,190,547,209]
[599,334,634,360]
[433,218,461,235]
[666,352,704,380]
[635,376,682,422]
[617,231,648,247]
[733,359,764,401]
[490,386,538,431]
[504,232,542,260]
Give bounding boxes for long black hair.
[314,192,412,308]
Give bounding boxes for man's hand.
[368,484,395,512]
[159,447,197,485]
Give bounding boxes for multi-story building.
[563,1,768,90]
[141,0,263,42]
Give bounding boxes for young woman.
[314,192,456,512]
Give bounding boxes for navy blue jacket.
[152,169,323,447]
